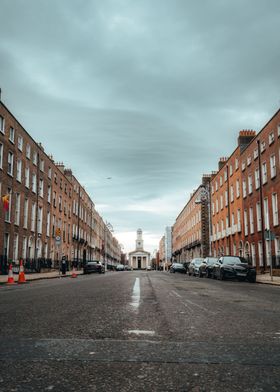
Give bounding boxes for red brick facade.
[0,101,121,273]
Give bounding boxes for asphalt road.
[0,271,280,392]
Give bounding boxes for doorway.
[137,257,141,269]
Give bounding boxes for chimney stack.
[238,130,256,152]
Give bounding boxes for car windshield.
[206,258,218,265]
[194,259,204,265]
[173,263,183,267]
[222,257,243,265]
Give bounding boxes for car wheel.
[188,272,192,276]
[248,276,256,283]
[220,270,225,280]
[199,271,203,278]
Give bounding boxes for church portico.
[129,229,150,270]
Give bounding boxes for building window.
[241,161,246,171]
[248,175,253,194]
[264,198,269,230]
[244,210,248,236]
[31,203,36,232]
[262,162,267,184]
[7,151,14,176]
[39,179,44,198]
[47,186,51,203]
[32,151,38,165]
[247,156,252,166]
[16,159,22,182]
[242,179,247,198]
[225,190,228,207]
[32,173,37,193]
[37,207,43,234]
[0,143,3,169]
[26,144,31,159]
[13,234,19,262]
[258,242,263,266]
[230,185,234,203]
[22,237,27,259]
[53,191,57,207]
[48,167,52,179]
[255,168,260,189]
[251,243,256,266]
[253,148,258,160]
[269,131,275,145]
[0,115,5,133]
[249,207,254,234]
[272,193,279,226]
[237,209,241,232]
[46,212,50,237]
[15,193,21,226]
[260,141,266,153]
[256,202,262,232]
[236,180,240,198]
[216,199,219,214]
[270,155,276,179]
[9,127,15,143]
[25,166,30,188]
[278,124,280,137]
[5,189,12,223]
[220,194,223,210]
[18,135,23,151]
[229,164,233,176]
[224,170,227,182]
[23,199,29,229]
[235,158,239,170]
[40,159,44,172]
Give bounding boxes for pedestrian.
[61,257,67,275]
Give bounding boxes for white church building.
[129,229,150,269]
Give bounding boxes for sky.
[1,0,280,254]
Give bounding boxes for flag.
[2,194,10,211]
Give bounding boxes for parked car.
[170,263,187,274]
[199,257,219,278]
[146,266,152,271]
[212,256,256,282]
[124,265,132,271]
[116,264,125,271]
[84,261,105,274]
[188,258,205,276]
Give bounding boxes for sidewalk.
[0,269,84,284]
[256,273,280,286]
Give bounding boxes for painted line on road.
[130,277,140,311]
[126,330,155,336]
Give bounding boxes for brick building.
[172,175,211,263]
[0,100,121,273]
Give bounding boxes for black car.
[188,258,205,276]
[199,257,219,278]
[84,261,105,274]
[170,263,187,274]
[212,256,256,283]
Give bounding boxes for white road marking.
[130,277,140,310]
[170,290,216,315]
[127,330,155,336]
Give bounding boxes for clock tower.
[136,228,143,250]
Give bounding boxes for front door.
[137,257,141,269]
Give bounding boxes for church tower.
[136,228,143,250]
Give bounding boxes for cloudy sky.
[1,0,280,254]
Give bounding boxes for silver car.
[188,258,205,277]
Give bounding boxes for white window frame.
[18,135,23,151]
[272,193,279,226]
[270,155,276,179]
[262,162,267,184]
[15,193,21,226]
[7,151,14,176]
[249,207,254,234]
[248,175,253,194]
[0,115,5,134]
[0,143,3,169]
[9,127,15,143]
[16,159,22,182]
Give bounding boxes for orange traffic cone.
[71,266,77,278]
[7,264,15,285]
[18,259,26,284]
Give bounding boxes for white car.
[146,266,152,271]
[116,264,125,271]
